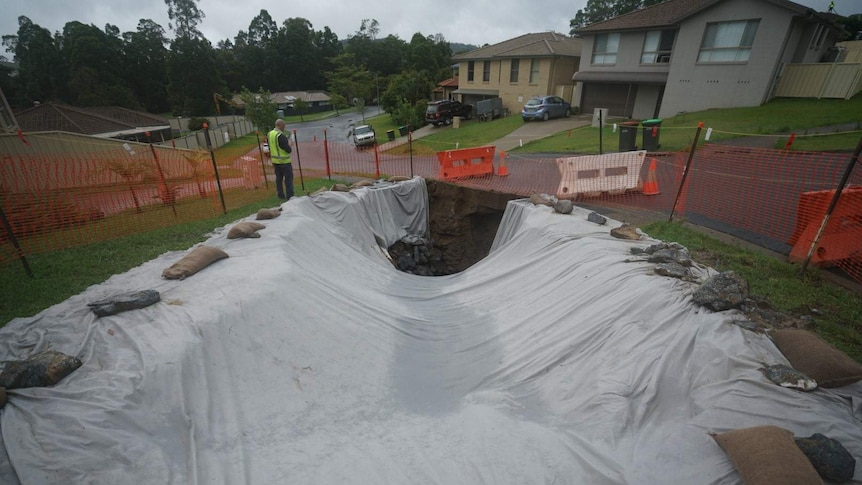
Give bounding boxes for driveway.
[491,114,595,152]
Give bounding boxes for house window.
[809,24,827,50]
[698,20,760,62]
[592,33,620,64]
[509,59,520,83]
[529,58,540,84]
[482,60,491,82]
[641,30,675,64]
[467,61,474,82]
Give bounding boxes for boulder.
[0,351,82,389]
[795,434,856,482]
[610,224,641,240]
[692,271,749,311]
[88,289,161,317]
[587,212,607,225]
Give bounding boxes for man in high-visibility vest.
[267,119,293,199]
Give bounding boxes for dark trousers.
[273,162,294,199]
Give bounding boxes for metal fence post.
[202,123,227,214]
[669,122,705,222]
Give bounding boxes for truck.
[350,124,377,147]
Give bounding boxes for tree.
[167,36,226,115]
[123,19,170,112]
[4,16,67,105]
[164,0,205,39]
[239,87,277,131]
[293,97,308,121]
[570,0,666,33]
[61,21,137,107]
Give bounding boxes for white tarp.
[0,176,860,484]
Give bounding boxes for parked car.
[351,124,377,147]
[521,96,571,122]
[425,100,473,126]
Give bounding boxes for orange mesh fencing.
[3,126,861,286]
[0,131,273,264]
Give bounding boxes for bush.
[187,117,211,131]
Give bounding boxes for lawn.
[513,94,862,154]
[0,178,342,325]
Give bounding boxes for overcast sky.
[1,0,856,55]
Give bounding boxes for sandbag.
[772,328,862,388]
[255,208,281,220]
[712,426,822,485]
[161,245,228,280]
[227,221,266,239]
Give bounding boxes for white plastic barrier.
[556,150,646,199]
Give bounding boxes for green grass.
[0,178,342,325]
[643,221,862,362]
[386,115,525,156]
[514,95,862,154]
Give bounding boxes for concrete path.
[491,114,595,151]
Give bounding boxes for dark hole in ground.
[387,180,519,275]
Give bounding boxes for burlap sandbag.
[255,208,281,220]
[713,426,822,485]
[387,175,411,182]
[773,328,862,388]
[349,179,375,189]
[162,246,228,280]
[227,221,266,239]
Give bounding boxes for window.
[698,20,760,62]
[482,60,491,82]
[809,24,827,50]
[641,30,676,63]
[592,33,620,64]
[467,61,474,82]
[509,59,520,83]
[529,58,540,84]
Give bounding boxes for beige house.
[452,32,583,115]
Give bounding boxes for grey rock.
[0,351,82,389]
[762,364,817,391]
[648,248,692,266]
[610,224,641,240]
[396,252,416,271]
[692,271,749,311]
[587,212,607,225]
[795,434,856,482]
[88,289,160,317]
[655,262,690,279]
[731,320,765,332]
[554,200,573,214]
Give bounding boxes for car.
[425,100,473,126]
[351,124,377,147]
[521,96,572,122]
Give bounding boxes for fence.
[0,131,271,267]
[774,62,862,99]
[2,125,861,287]
[159,118,255,150]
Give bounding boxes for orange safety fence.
[0,131,273,265]
[3,127,862,287]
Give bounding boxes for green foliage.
[388,98,426,129]
[239,87,277,131]
[570,0,665,32]
[167,36,227,116]
[187,116,210,131]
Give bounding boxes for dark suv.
[425,100,473,126]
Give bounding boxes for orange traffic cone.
[642,158,660,195]
[497,150,509,176]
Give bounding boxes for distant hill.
[450,42,479,54]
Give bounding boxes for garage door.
[580,83,637,117]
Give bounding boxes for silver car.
[521,96,572,122]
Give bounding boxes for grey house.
[573,0,844,119]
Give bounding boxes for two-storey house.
[573,0,843,119]
[452,32,582,116]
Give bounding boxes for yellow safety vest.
[267,129,291,164]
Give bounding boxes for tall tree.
[3,16,66,105]
[570,0,665,32]
[167,36,225,115]
[164,0,205,39]
[123,19,170,112]
[61,21,136,107]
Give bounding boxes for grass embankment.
[404,95,862,154]
[0,177,340,325]
[644,222,862,362]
